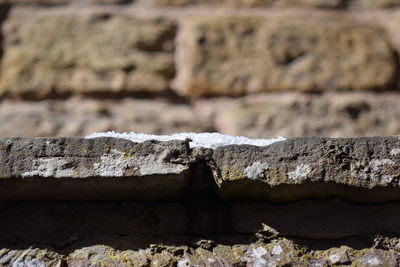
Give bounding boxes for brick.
[174,16,397,97]
[0,11,176,98]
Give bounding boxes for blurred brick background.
[0,0,399,138]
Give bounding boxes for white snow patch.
[245,162,270,180]
[288,164,311,182]
[12,257,46,267]
[207,258,215,263]
[22,158,74,178]
[177,258,190,267]
[390,148,400,156]
[85,131,286,149]
[329,254,341,264]
[271,245,283,256]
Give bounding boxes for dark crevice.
[0,90,192,105]
[392,49,400,91]
[219,179,400,204]
[2,190,400,254]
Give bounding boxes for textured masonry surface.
[1,2,400,98]
[1,136,400,266]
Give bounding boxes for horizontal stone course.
[0,7,399,98]
[0,93,399,138]
[2,243,400,266]
[0,136,399,202]
[0,137,192,201]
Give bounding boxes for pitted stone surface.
[211,136,400,202]
[0,136,399,202]
[0,137,192,201]
[0,10,176,98]
[175,16,396,97]
[2,242,400,267]
[0,248,62,267]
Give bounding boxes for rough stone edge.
[0,136,400,202]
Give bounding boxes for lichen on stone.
[288,164,312,183]
[244,162,270,180]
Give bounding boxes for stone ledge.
[0,136,399,202]
[213,136,400,202]
[0,137,193,201]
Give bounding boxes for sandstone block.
[175,16,396,97]
[0,11,176,98]
[0,136,399,202]
[0,98,206,137]
[211,136,400,202]
[0,137,192,201]
[196,92,400,138]
[0,93,400,138]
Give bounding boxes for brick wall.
[0,0,399,137]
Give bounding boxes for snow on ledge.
[85,131,286,149]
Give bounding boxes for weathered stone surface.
[59,243,400,266]
[155,0,343,7]
[175,16,396,97]
[89,0,134,4]
[0,136,400,202]
[0,248,62,267]
[0,0,133,4]
[0,97,206,137]
[355,0,400,8]
[0,0,68,5]
[0,137,193,201]
[197,92,400,138]
[212,136,400,201]
[1,243,399,266]
[277,0,343,7]
[154,0,269,6]
[67,245,193,266]
[0,10,176,98]
[0,93,400,138]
